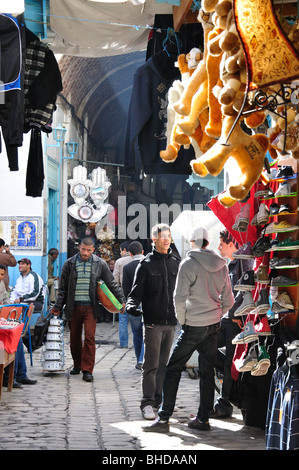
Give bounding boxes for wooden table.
[0,349,15,401]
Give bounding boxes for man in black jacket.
[126,224,179,420]
[51,238,125,382]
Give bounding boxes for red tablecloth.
[0,323,24,354]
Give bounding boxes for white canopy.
[49,0,173,57]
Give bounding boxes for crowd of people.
[1,223,244,432]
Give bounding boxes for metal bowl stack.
[41,317,65,372]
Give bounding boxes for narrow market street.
[0,321,265,452]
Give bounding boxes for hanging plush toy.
[191,115,270,207]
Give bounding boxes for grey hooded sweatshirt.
[174,248,234,327]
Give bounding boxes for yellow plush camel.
[191,115,270,207]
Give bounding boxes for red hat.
[18,258,32,266]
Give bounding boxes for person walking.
[113,240,133,347]
[143,225,234,432]
[126,224,180,420]
[51,237,125,382]
[122,240,145,369]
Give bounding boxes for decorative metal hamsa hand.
[67,165,112,223]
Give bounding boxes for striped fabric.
[24,40,56,128]
[74,257,92,304]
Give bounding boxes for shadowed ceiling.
[58,51,146,164]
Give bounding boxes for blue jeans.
[4,338,27,382]
[119,311,144,363]
[158,322,220,422]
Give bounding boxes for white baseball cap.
[190,226,209,244]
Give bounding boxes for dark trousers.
[158,323,220,422]
[69,305,97,374]
[141,324,175,409]
[214,317,240,414]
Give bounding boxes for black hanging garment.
[124,51,195,175]
[146,14,204,60]
[26,128,44,197]
[24,28,62,197]
[0,13,25,171]
[124,15,204,176]
[24,28,62,133]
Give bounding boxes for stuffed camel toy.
[191,115,270,207]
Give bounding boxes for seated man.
[10,258,44,312]
[1,263,37,387]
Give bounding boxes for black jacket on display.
[0,13,25,171]
[24,28,63,197]
[124,51,195,175]
[54,254,125,321]
[126,248,180,325]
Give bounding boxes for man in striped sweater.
[51,238,125,382]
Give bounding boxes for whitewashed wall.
[0,132,46,287]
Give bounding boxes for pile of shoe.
[234,291,255,317]
[252,203,269,226]
[232,204,250,232]
[270,272,298,287]
[234,288,271,317]
[252,289,270,314]
[232,321,259,344]
[254,265,270,284]
[237,345,271,376]
[270,256,299,269]
[232,317,271,344]
[251,235,271,257]
[273,165,295,180]
[265,220,299,234]
[272,291,295,311]
[234,270,255,291]
[233,241,254,259]
[255,182,271,198]
[274,181,294,197]
[266,237,299,252]
[269,203,294,216]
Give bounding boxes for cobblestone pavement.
[0,321,266,451]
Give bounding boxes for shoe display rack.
[260,163,299,331]
[227,161,299,377]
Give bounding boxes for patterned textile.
[74,257,92,304]
[24,40,56,130]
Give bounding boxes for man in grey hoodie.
[143,225,234,433]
